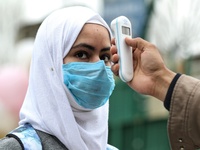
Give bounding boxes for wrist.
[153,67,176,101]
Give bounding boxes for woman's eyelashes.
[100,53,111,64]
[74,49,111,64]
[75,51,89,60]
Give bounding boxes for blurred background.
[1,0,200,149]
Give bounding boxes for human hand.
[111,37,176,101]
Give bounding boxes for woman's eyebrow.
[72,43,111,52]
[101,47,111,52]
[71,43,95,51]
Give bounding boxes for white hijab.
[19,6,112,150]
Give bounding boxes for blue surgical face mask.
[62,60,115,109]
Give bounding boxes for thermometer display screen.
[122,26,130,35]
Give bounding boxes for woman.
[0,6,117,150]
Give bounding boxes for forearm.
[152,67,176,101]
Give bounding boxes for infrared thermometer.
[110,16,133,82]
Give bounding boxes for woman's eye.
[75,51,88,59]
[100,54,111,63]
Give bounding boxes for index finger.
[111,38,115,45]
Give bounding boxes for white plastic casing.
[110,16,133,82]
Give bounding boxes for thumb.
[125,37,150,52]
